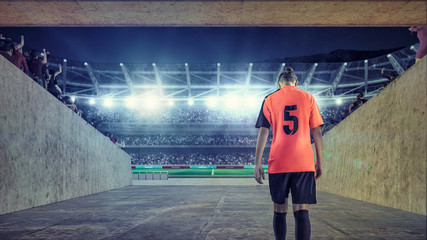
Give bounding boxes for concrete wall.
[0,1,426,27]
[317,57,427,215]
[0,56,132,215]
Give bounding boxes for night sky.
[0,27,419,64]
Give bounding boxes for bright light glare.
[336,98,343,105]
[70,96,75,103]
[168,99,175,106]
[206,97,218,108]
[104,98,113,107]
[188,99,194,106]
[246,96,259,108]
[125,96,136,109]
[314,96,321,107]
[226,95,240,109]
[144,96,159,110]
[89,98,95,105]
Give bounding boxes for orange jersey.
[255,86,323,173]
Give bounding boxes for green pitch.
[132,167,269,178]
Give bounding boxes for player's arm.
[311,126,323,180]
[254,127,269,184]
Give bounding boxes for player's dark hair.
[278,67,298,84]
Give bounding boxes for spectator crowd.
[130,152,269,166]
[0,33,81,115]
[116,135,271,146]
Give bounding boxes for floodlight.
[188,98,194,106]
[70,96,75,103]
[282,63,285,66]
[152,63,156,66]
[185,63,188,66]
[246,96,259,108]
[143,95,159,110]
[168,99,175,106]
[217,63,220,66]
[387,54,391,58]
[249,63,253,66]
[336,98,343,105]
[226,95,240,109]
[314,63,318,66]
[410,45,415,50]
[89,98,95,105]
[125,96,136,109]
[364,60,368,63]
[63,59,67,63]
[120,63,123,66]
[104,98,113,107]
[344,62,348,66]
[84,62,88,66]
[206,97,218,108]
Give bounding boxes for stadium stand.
[1,31,420,166]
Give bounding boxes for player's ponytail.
[278,67,298,84]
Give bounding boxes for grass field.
[132,167,269,178]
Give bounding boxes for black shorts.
[269,171,316,204]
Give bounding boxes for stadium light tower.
[387,53,404,75]
[245,63,253,95]
[330,62,347,96]
[303,63,318,91]
[216,63,221,96]
[84,62,101,95]
[120,63,134,95]
[185,63,192,99]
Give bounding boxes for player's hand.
[254,165,265,184]
[315,163,322,180]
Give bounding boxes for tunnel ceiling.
[0,0,426,27]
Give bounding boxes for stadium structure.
[49,44,418,177]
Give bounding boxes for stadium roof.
[53,44,418,103]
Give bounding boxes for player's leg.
[269,173,292,240]
[293,204,310,240]
[290,172,316,240]
[273,199,288,240]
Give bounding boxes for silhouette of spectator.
[0,41,14,63]
[47,64,62,99]
[28,49,47,87]
[348,93,366,114]
[12,36,29,74]
[63,96,81,115]
[381,67,398,88]
[409,27,427,62]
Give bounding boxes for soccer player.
[254,67,324,240]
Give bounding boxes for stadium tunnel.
[0,1,426,239]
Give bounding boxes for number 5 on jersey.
[283,105,298,135]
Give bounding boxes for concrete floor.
[0,181,425,240]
